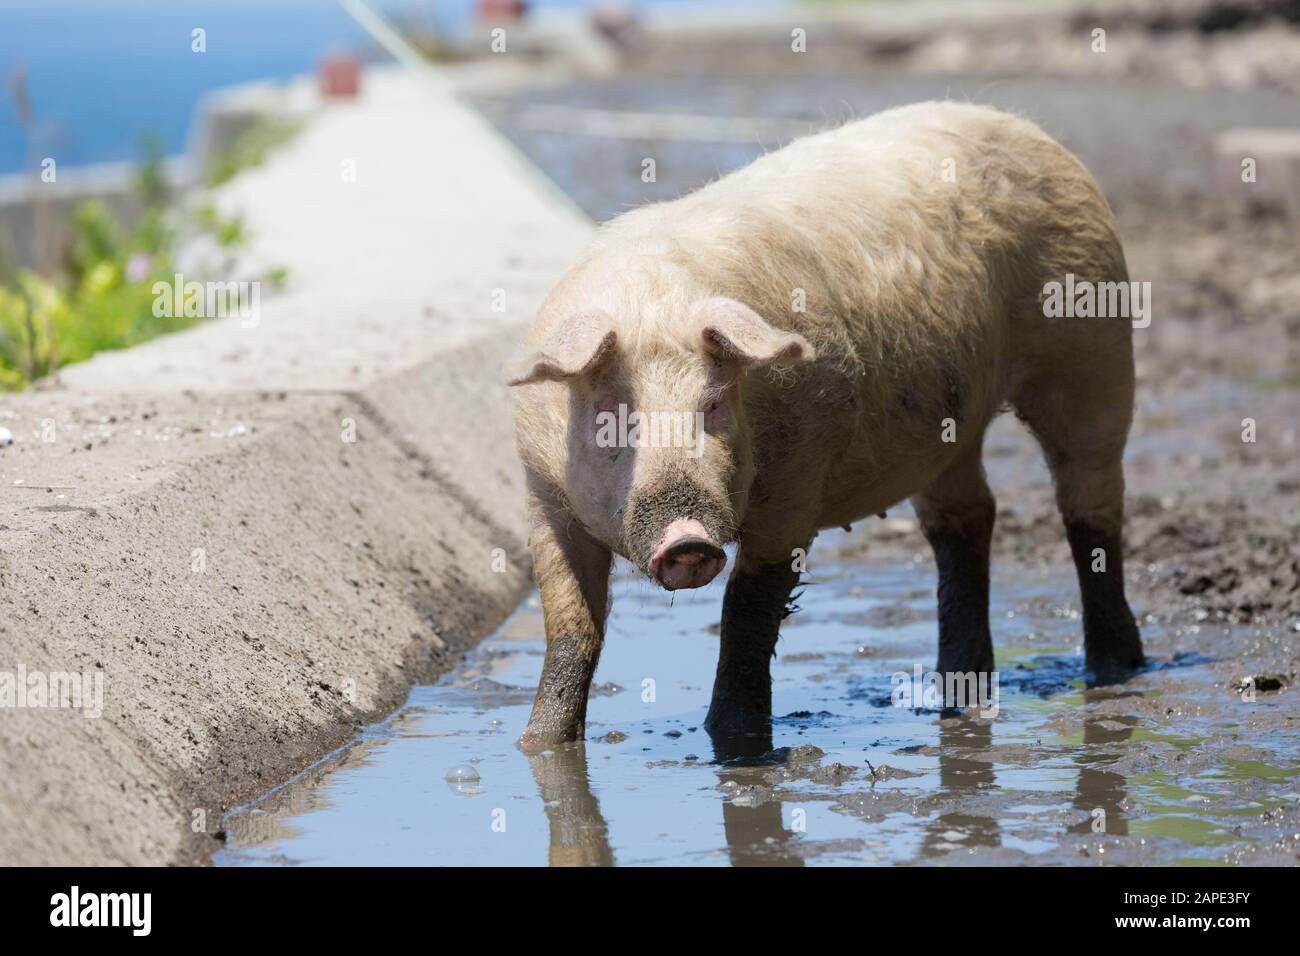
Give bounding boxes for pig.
[506,101,1144,752]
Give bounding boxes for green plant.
[0,137,287,390]
[0,216,199,385]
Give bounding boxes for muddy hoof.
[517,724,582,754]
[703,707,773,762]
[1085,652,1145,686]
[935,658,993,686]
[704,705,770,734]
[934,656,996,678]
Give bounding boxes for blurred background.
[0,0,764,175]
[0,0,1297,437]
[1,0,1297,388]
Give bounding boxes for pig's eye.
[700,385,728,417]
[701,393,730,426]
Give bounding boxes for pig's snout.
[648,518,726,590]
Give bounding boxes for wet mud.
[218,544,1299,866]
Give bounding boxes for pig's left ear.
[693,297,815,368]
[505,312,618,386]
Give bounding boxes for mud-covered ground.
[221,13,1298,865]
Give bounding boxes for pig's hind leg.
[911,443,998,682]
[1013,360,1144,683]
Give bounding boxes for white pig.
[507,101,1143,751]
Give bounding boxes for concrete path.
[0,67,592,864]
[61,67,591,393]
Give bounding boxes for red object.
[319,53,361,98]
[477,0,528,21]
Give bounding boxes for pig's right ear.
[504,314,618,386]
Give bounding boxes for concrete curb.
[0,329,532,865]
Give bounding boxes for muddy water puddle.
[217,538,1299,866]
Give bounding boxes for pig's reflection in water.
[710,726,805,868]
[921,719,1002,857]
[525,727,804,867]
[527,743,613,867]
[526,707,1141,865]
[920,702,1140,856]
[525,707,1138,863]
[1069,697,1140,837]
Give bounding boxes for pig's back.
[628,99,1124,401]
[601,101,1128,518]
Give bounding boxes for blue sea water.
[0,0,751,175]
[0,0,376,173]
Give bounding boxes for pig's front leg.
[519,492,612,753]
[705,551,802,737]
